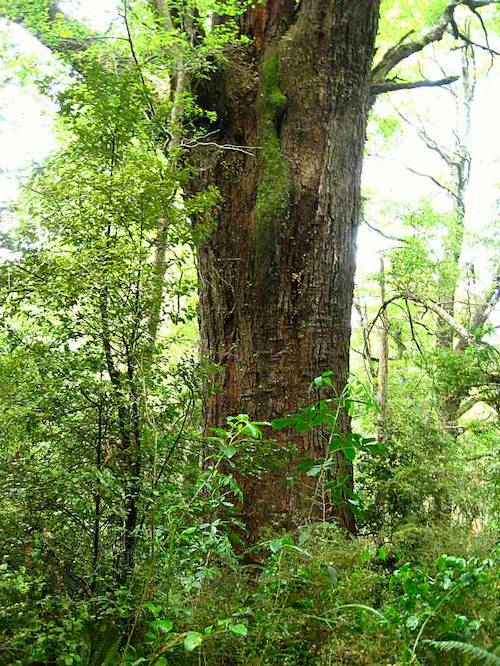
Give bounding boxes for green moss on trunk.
[253,48,291,273]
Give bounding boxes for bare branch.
[394,107,461,165]
[455,29,500,54]
[407,292,475,343]
[122,1,156,120]
[181,139,257,156]
[372,75,459,95]
[404,298,424,354]
[373,2,459,82]
[404,165,460,201]
[181,128,258,155]
[363,219,408,243]
[367,292,476,346]
[456,271,500,351]
[372,0,499,91]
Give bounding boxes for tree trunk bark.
[195,0,379,538]
[434,49,473,422]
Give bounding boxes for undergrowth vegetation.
[0,389,498,665]
[0,0,499,664]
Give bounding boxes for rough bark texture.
[195,0,380,537]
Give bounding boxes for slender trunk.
[99,290,137,577]
[355,300,378,388]
[436,200,466,351]
[435,49,474,421]
[92,402,103,594]
[124,347,141,572]
[195,1,380,537]
[377,257,389,442]
[436,49,474,350]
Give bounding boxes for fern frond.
[424,640,500,665]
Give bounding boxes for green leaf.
[240,423,259,438]
[184,631,203,652]
[343,446,356,461]
[229,623,248,637]
[296,457,315,472]
[313,371,334,388]
[295,419,310,434]
[270,538,283,553]
[377,546,388,562]
[322,564,338,587]
[271,417,293,429]
[152,619,173,633]
[142,603,161,616]
[221,444,237,459]
[211,427,229,435]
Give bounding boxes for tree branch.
[373,2,459,82]
[363,219,408,243]
[456,272,500,351]
[407,292,475,343]
[404,165,460,201]
[372,0,499,91]
[122,0,156,119]
[372,75,459,95]
[0,2,93,57]
[368,292,476,346]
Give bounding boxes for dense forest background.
[0,1,499,664]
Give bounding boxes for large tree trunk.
[195,0,379,538]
